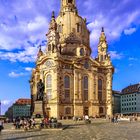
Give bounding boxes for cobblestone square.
[1,119,140,140]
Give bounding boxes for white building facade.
[121,84,140,114]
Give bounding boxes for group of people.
[111,115,119,123]
[73,115,91,124]
[13,117,36,130]
[108,115,138,123]
[40,117,60,128]
[13,117,60,130]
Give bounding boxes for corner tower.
[98,27,109,62]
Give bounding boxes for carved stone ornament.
[45,60,54,68]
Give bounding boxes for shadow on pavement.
[3,133,48,140]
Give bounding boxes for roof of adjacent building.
[14,98,31,105]
[122,83,140,94]
[112,90,121,94]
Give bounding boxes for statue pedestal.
[32,101,44,123]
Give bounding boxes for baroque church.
[30,0,114,119]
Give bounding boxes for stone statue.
[36,79,44,101]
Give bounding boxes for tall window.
[46,74,52,100]
[80,48,84,56]
[98,79,103,101]
[65,107,71,114]
[64,75,70,101]
[58,25,63,33]
[99,107,103,113]
[77,23,80,32]
[83,76,88,101]
[48,45,51,51]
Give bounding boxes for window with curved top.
[80,48,84,56]
[64,76,70,88]
[46,74,52,100]
[77,23,80,32]
[48,45,51,51]
[99,107,103,114]
[65,107,71,114]
[98,79,103,101]
[64,75,70,102]
[83,76,88,101]
[58,25,63,33]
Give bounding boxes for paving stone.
[0,120,140,140]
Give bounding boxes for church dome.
[55,0,91,56]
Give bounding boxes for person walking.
[0,120,4,133]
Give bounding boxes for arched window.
[64,76,70,88]
[64,75,70,102]
[65,107,71,114]
[46,74,52,100]
[83,76,88,101]
[80,48,84,56]
[99,107,103,113]
[58,25,63,33]
[77,23,80,32]
[98,79,103,101]
[100,55,104,61]
[48,45,51,51]
[47,74,52,88]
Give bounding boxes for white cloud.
[124,28,136,35]
[8,72,25,78]
[109,51,123,60]
[129,57,138,61]
[25,67,32,71]
[27,16,48,31]
[0,43,47,63]
[1,100,11,106]
[0,0,140,63]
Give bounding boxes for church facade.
[30,0,114,119]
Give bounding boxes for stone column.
[89,73,94,100]
[106,69,113,117]
[95,74,98,101]
[78,73,82,100]
[74,70,78,101]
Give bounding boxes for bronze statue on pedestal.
[36,79,44,101]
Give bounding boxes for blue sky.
[0,0,140,114]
